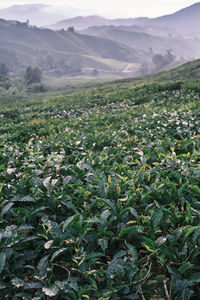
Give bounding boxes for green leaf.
[118,226,138,239]
[130,207,138,218]
[13,196,35,203]
[178,262,192,274]
[62,214,80,232]
[189,272,200,283]
[47,221,61,237]
[86,252,104,260]
[0,253,6,274]
[191,185,200,194]
[51,248,68,262]
[126,243,138,261]
[184,225,200,239]
[38,255,49,274]
[153,210,163,229]
[1,202,14,217]
[98,239,108,254]
[143,237,155,252]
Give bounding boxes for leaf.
[42,286,59,297]
[63,176,72,185]
[52,179,58,187]
[11,278,24,288]
[62,214,80,232]
[98,239,108,254]
[127,243,138,261]
[189,272,200,283]
[7,168,16,175]
[184,225,200,239]
[143,237,155,252]
[178,262,192,274]
[155,236,167,247]
[43,176,51,188]
[153,210,163,229]
[77,160,85,170]
[118,226,138,239]
[1,202,14,217]
[0,253,6,274]
[86,252,105,260]
[38,255,49,274]
[13,196,35,203]
[191,185,200,194]
[44,240,54,249]
[51,248,68,261]
[101,209,111,222]
[130,207,138,218]
[47,221,61,237]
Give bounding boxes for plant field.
[1,81,200,299]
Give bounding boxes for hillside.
[150,2,200,38]
[1,58,200,298]
[0,19,148,77]
[133,59,200,83]
[82,26,200,59]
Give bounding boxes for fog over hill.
[0,18,150,77]
[0,4,94,26]
[0,2,200,80]
[49,2,200,39]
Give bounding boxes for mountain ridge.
[48,2,200,38]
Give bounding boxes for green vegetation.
[1,63,200,299]
[24,67,42,85]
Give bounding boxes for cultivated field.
[0,77,200,299]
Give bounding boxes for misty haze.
[1,1,200,299]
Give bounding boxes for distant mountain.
[0,19,149,77]
[149,2,200,37]
[49,15,150,31]
[49,2,200,38]
[0,4,65,26]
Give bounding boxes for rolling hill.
[149,2,200,38]
[49,15,150,30]
[82,26,200,60]
[0,19,149,77]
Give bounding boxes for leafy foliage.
[24,66,42,85]
[0,80,200,299]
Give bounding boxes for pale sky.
[0,0,198,18]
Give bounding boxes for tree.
[91,69,99,76]
[0,63,8,76]
[24,66,42,85]
[67,27,75,33]
[152,54,166,71]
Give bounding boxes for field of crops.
[1,81,200,299]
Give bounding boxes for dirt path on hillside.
[122,63,132,73]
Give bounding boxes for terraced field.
[0,79,200,299]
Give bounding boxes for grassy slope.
[1,60,200,299]
[0,20,147,74]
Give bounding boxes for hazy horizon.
[0,0,198,19]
